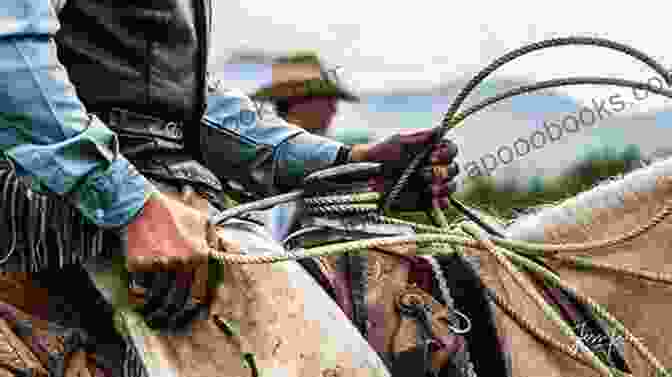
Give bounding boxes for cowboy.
[0,1,460,376]
[239,52,371,239]
[250,52,363,138]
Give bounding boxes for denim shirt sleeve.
[202,87,344,192]
[0,1,156,228]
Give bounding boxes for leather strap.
[334,145,353,166]
[346,252,368,338]
[94,107,225,197]
[95,107,185,148]
[391,345,434,377]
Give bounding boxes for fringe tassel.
[122,337,149,377]
[0,158,106,272]
[0,158,153,377]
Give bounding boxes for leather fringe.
[0,158,106,272]
[122,339,149,377]
[0,158,148,377]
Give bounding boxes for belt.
[94,107,185,155]
[93,107,225,206]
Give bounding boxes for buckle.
[96,108,185,142]
[396,286,472,335]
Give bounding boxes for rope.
[206,185,672,377]
[494,240,668,376]
[305,203,378,216]
[460,222,615,377]
[545,253,672,285]
[303,192,380,206]
[384,36,672,211]
[490,198,672,256]
[370,40,672,373]
[5,35,670,376]
[484,284,621,375]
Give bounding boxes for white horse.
[466,155,672,377]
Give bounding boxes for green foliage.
[275,51,321,65]
[221,152,643,228]
[439,156,641,224]
[389,155,643,225]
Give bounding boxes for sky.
[210,0,672,113]
[208,1,672,189]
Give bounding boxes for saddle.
[286,216,510,377]
[0,158,395,377]
[0,153,508,376]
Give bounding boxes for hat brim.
[252,78,359,102]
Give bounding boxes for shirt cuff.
[21,156,156,228]
[68,157,157,227]
[8,151,156,228]
[6,119,157,228]
[274,131,343,184]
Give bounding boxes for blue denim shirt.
[0,0,343,228]
[202,87,343,191]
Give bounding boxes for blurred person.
[251,52,365,138]
[248,53,374,239]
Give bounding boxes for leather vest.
[54,0,224,201]
[55,0,210,128]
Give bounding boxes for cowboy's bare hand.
[120,190,240,329]
[123,191,238,273]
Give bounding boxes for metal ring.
[397,292,427,310]
[447,309,472,334]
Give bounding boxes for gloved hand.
[121,190,239,329]
[350,128,459,211]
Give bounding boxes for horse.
[0,158,391,377]
[454,155,672,377]
[259,153,672,377]
[112,186,396,377]
[2,151,672,377]
[118,152,672,377]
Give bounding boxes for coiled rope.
[206,36,672,377]
[208,188,672,377]
[1,35,669,376]
[383,36,672,213]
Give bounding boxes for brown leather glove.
[350,128,459,211]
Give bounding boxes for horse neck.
[506,157,672,252]
[499,158,672,376]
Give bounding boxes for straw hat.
[251,52,359,102]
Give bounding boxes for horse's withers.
[93,188,393,377]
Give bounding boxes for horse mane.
[461,157,672,377]
[498,157,672,240]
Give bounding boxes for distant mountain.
[357,75,580,119]
[649,144,672,162]
[360,74,574,99]
[221,49,277,65]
